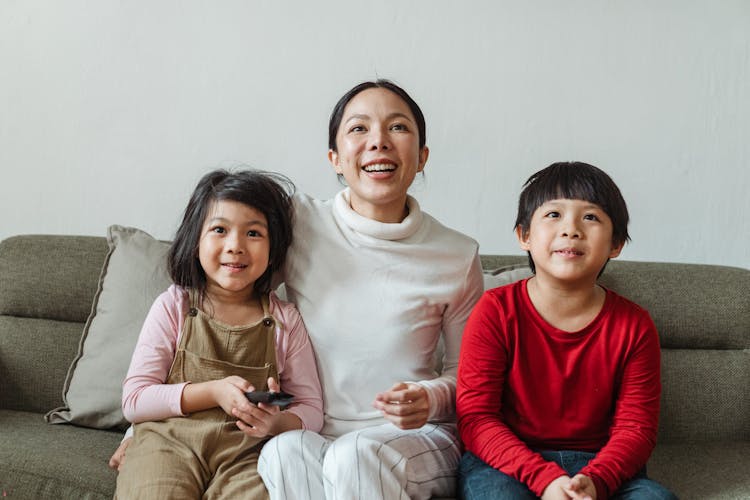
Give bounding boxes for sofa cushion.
[0,410,120,499]
[648,441,750,499]
[46,226,171,430]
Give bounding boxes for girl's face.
[198,199,270,300]
[328,87,429,223]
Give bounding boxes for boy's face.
[516,198,623,285]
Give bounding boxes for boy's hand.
[541,475,574,500]
[563,474,597,500]
[373,382,430,429]
[234,377,302,437]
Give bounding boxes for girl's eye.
[247,230,261,237]
[584,214,600,221]
[211,227,225,234]
[545,211,560,219]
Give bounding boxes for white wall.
[1,1,748,269]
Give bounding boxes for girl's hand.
[108,437,132,471]
[373,382,430,429]
[234,377,302,437]
[210,375,254,417]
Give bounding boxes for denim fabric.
[458,450,677,499]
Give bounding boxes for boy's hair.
[168,169,295,297]
[328,79,426,152]
[514,161,630,274]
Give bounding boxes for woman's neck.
[349,196,409,223]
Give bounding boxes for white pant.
[258,423,460,500]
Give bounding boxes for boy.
[456,162,676,500]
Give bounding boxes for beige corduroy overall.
[115,292,276,500]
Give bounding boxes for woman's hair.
[328,79,426,152]
[168,169,295,297]
[514,161,630,273]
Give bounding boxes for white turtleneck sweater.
[283,189,483,438]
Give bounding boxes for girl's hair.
[327,79,426,152]
[514,161,630,273]
[167,169,295,297]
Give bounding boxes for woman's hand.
[108,437,132,471]
[373,382,430,429]
[234,377,302,438]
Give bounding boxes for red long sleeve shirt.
[457,279,661,498]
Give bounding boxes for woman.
[111,80,484,499]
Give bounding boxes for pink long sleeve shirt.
[122,285,323,432]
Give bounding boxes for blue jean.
[458,450,677,500]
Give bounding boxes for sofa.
[0,231,748,499]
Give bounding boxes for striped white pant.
[258,423,460,500]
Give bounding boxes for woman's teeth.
[363,163,396,172]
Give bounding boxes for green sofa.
[0,234,748,499]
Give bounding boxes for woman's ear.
[328,149,343,174]
[417,146,429,172]
[516,225,531,250]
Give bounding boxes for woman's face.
[329,87,429,223]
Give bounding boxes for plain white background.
[1,1,748,268]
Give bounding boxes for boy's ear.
[609,240,624,259]
[516,225,531,250]
[328,149,343,174]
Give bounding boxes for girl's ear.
[328,149,343,174]
[516,225,531,250]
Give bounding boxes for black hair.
[168,169,295,299]
[514,161,630,274]
[328,79,426,152]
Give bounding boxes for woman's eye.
[349,125,366,133]
[390,123,407,131]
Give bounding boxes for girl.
[115,170,323,499]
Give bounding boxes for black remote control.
[244,390,294,408]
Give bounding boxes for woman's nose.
[368,127,390,150]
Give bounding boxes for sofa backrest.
[1,235,748,443]
[0,235,109,413]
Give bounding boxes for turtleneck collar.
[333,188,424,241]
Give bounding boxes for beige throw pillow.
[46,225,171,429]
[483,264,533,290]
